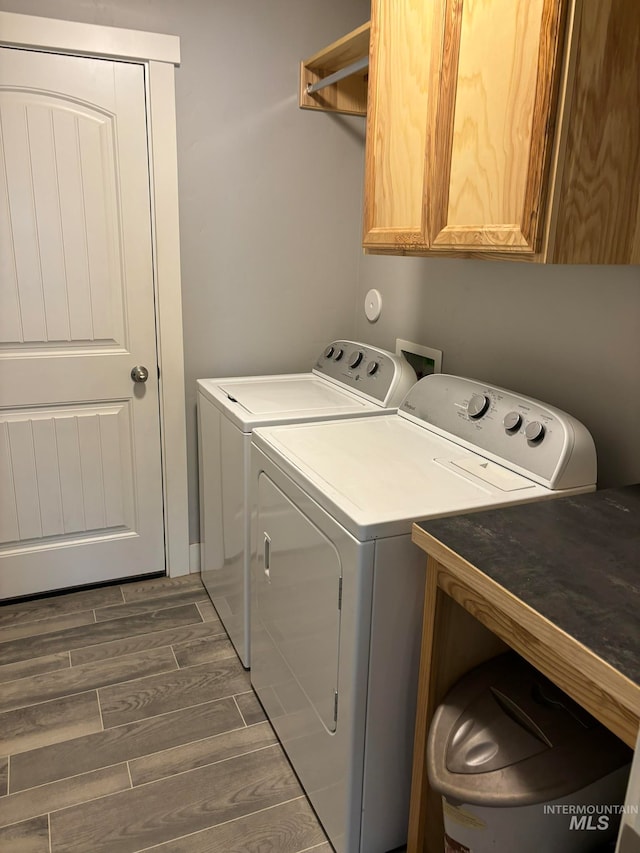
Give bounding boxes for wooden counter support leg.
[407,558,509,853]
[407,557,441,853]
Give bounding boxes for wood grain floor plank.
[0,764,130,829]
[129,720,277,786]
[120,575,204,603]
[0,611,95,647]
[172,633,236,667]
[0,586,123,629]
[0,647,177,714]
[99,659,250,728]
[70,620,223,666]
[49,744,302,853]
[1,579,332,852]
[0,691,101,757]
[10,697,243,793]
[137,796,328,852]
[0,756,7,796]
[0,815,49,853]
[195,599,219,622]
[0,605,201,667]
[0,652,71,686]
[235,690,267,726]
[94,591,210,623]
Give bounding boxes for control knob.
[334,348,344,361]
[324,345,335,359]
[503,411,522,433]
[467,393,490,419]
[366,361,379,376]
[525,420,546,443]
[348,350,364,369]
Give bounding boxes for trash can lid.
[427,653,631,807]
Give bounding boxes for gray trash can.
[427,654,631,852]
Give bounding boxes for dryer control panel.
[399,374,597,490]
[313,341,416,407]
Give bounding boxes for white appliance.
[617,728,640,852]
[249,374,598,853]
[197,341,416,667]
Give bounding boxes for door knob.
[131,365,149,383]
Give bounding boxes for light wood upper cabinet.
[363,0,640,264]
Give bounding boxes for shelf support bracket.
[299,21,370,116]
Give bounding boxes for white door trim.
[1,11,190,577]
[0,11,180,63]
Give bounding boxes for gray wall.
[0,0,370,543]
[354,256,640,489]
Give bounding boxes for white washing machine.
[197,341,416,668]
[249,374,598,853]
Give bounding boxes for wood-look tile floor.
[0,574,333,853]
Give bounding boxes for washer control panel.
[313,340,416,407]
[399,374,597,489]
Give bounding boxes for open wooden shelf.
[299,21,370,116]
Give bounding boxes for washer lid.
[219,377,371,415]
[252,416,549,540]
[197,373,380,430]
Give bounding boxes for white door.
[0,47,165,599]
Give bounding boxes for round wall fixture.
[364,288,382,322]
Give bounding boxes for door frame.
[1,11,190,577]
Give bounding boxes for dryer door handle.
[263,532,271,579]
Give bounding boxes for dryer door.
[254,472,341,733]
[251,450,376,853]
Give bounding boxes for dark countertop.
[415,485,640,686]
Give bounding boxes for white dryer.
[249,374,597,853]
[196,341,416,668]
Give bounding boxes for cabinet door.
[427,0,567,253]
[363,0,437,249]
